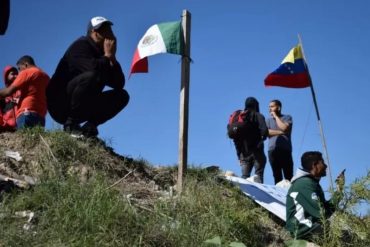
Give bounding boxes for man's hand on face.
[104,38,117,63]
[270,110,278,118]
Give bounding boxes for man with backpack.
[228,97,268,183]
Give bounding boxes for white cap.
[88,16,113,30]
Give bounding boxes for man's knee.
[78,71,99,81]
[115,89,130,109]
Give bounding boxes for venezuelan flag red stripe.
[264,72,311,88]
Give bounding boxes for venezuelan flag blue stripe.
[272,58,307,75]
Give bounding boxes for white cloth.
[225,175,288,221]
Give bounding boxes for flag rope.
[298,102,313,156]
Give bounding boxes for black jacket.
[234,97,268,157]
[244,97,268,146]
[49,36,125,91]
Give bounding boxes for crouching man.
[46,16,129,138]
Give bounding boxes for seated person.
[285,151,344,240]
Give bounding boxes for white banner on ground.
[225,176,288,221]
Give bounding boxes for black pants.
[268,149,293,184]
[48,71,129,125]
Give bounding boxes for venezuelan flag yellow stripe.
[281,45,304,64]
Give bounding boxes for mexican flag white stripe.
[136,24,167,58]
[130,21,184,74]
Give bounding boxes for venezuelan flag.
[264,45,311,88]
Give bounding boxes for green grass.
[1,176,136,246]
[0,129,369,246]
[0,173,283,247]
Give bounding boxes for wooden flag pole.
[177,9,191,193]
[298,34,334,189]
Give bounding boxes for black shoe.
[81,122,98,137]
[63,123,84,138]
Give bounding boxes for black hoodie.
[244,97,268,143]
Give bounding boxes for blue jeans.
[240,148,267,183]
[16,112,45,129]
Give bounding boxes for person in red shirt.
[0,56,49,128]
[0,65,20,131]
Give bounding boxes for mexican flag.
[130,21,184,75]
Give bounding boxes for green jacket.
[285,169,339,239]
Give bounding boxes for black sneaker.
[81,122,99,137]
[63,123,84,138]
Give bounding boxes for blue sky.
[1,1,369,214]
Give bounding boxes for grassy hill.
[0,128,369,246]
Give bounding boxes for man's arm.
[0,84,16,99]
[257,114,268,140]
[268,129,284,137]
[103,38,125,89]
[105,61,125,89]
[276,116,291,132]
[67,38,112,73]
[293,181,324,220]
[70,37,124,89]
[66,37,125,89]
[268,114,292,137]
[68,38,124,89]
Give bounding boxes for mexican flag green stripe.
[157,22,183,54]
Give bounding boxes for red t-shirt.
[11,67,49,118]
[0,93,19,130]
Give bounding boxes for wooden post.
[177,9,191,193]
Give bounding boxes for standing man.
[266,99,293,184]
[286,151,344,240]
[47,16,129,137]
[233,97,268,183]
[0,56,49,128]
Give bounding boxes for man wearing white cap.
[47,16,129,137]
